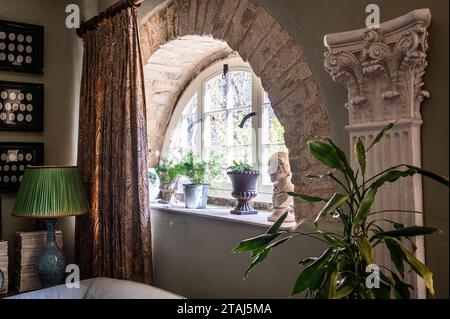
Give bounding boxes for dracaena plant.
[233,123,449,299]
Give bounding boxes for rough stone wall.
[140,0,336,220]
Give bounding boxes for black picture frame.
[0,20,44,74]
[0,142,44,193]
[0,81,44,132]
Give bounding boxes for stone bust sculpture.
[267,152,295,222]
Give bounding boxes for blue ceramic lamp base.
[36,219,66,288]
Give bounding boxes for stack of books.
[0,240,8,294]
[14,230,63,292]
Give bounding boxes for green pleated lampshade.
[12,166,90,218]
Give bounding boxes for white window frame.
[162,57,287,202]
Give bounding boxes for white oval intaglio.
[25,56,32,64]
[19,165,25,171]
[11,165,17,171]
[17,34,24,42]
[5,103,11,111]
[0,113,6,121]
[17,154,24,161]
[18,44,24,52]
[26,35,33,43]
[0,42,5,50]
[12,103,19,111]
[17,55,24,63]
[8,54,14,62]
[9,92,16,100]
[8,33,15,41]
[3,176,9,183]
[27,104,33,112]
[20,104,26,111]
[25,114,33,122]
[0,32,6,40]
[18,93,25,101]
[17,114,24,122]
[1,91,7,99]
[3,165,9,172]
[0,153,7,161]
[25,153,33,161]
[8,43,15,51]
[11,175,17,183]
[0,53,6,61]
[26,93,33,101]
[26,45,32,53]
[8,113,15,121]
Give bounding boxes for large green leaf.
[318,261,338,298]
[354,137,366,177]
[356,236,373,264]
[353,187,378,229]
[244,248,271,278]
[391,272,412,299]
[372,166,449,189]
[232,233,280,253]
[384,239,405,277]
[292,248,334,295]
[287,192,327,202]
[308,141,345,171]
[372,168,417,188]
[367,122,396,151]
[372,226,441,240]
[267,210,288,234]
[314,193,349,226]
[405,165,449,186]
[398,244,435,296]
[335,274,359,299]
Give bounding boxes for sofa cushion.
[6,277,182,299]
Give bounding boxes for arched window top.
[162,57,287,200]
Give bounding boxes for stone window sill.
[150,201,297,230]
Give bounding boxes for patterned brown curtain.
[75,7,152,284]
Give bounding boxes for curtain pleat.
[75,7,152,284]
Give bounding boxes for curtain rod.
[76,0,144,37]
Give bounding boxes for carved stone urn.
[227,170,261,215]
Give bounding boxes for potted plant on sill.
[227,161,261,215]
[233,122,449,299]
[180,152,220,209]
[151,160,182,204]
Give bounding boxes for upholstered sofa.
[5,277,182,299]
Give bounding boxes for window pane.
[230,146,252,165]
[261,144,289,185]
[228,71,252,109]
[231,107,252,146]
[204,111,227,147]
[204,147,228,186]
[204,74,227,111]
[182,93,198,116]
[180,115,199,148]
[263,104,285,144]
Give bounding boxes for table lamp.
[12,166,89,288]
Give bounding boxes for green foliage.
[227,160,254,173]
[154,160,182,185]
[233,122,449,299]
[179,151,221,185]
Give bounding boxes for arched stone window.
[162,56,287,198]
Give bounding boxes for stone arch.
[140,0,335,220]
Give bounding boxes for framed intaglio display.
[0,81,43,132]
[0,143,44,193]
[0,20,44,74]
